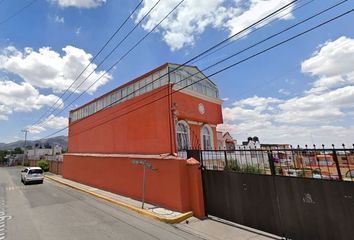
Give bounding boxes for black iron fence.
[187,144,354,181]
[190,145,354,240]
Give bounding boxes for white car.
[21,167,44,185]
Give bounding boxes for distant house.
[27,145,63,160]
[217,131,237,150]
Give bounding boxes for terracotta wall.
[172,91,223,125]
[68,84,223,154]
[68,85,173,154]
[172,91,223,149]
[63,154,205,217]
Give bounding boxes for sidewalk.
[45,173,281,240]
[45,173,192,223]
[175,217,281,240]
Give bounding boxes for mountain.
[0,136,68,151]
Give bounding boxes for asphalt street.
[0,167,204,240]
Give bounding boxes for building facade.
[67,63,223,155]
[63,63,223,215]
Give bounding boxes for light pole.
[131,160,157,209]
[21,129,29,165]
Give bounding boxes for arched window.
[201,125,213,150]
[176,121,190,151]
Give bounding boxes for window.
[201,125,213,150]
[176,121,190,151]
[127,85,134,99]
[139,78,146,95]
[146,76,152,92]
[28,169,43,174]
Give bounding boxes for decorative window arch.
[176,120,190,151]
[201,124,214,150]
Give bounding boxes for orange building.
[63,63,223,216]
[67,63,223,155]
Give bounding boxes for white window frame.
[201,124,214,150]
[176,120,190,151]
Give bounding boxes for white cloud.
[50,0,106,8]
[0,80,62,120]
[302,36,354,93]
[135,0,294,51]
[0,45,112,94]
[278,88,290,95]
[219,36,354,146]
[27,115,68,134]
[54,15,65,23]
[226,0,293,36]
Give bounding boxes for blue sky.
[0,0,354,146]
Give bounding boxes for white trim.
[200,124,214,150]
[176,120,191,150]
[186,120,201,125]
[173,86,223,104]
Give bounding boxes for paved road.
[0,167,203,240]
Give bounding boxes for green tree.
[13,147,24,154]
[38,160,49,172]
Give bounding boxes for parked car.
[21,167,44,185]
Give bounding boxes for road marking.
[0,184,12,240]
[5,186,26,191]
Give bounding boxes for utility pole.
[21,129,29,165]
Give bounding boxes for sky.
[0,0,354,147]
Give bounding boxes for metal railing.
[187,144,354,181]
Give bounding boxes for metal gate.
[187,147,354,240]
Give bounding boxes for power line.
[69,0,345,127]
[43,6,354,140]
[34,0,297,129]
[36,0,185,127]
[0,0,38,26]
[33,0,162,128]
[191,0,315,65]
[31,0,145,126]
[233,37,350,100]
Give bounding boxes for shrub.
[38,159,49,172]
[242,165,262,174]
[226,161,263,174]
[226,160,241,171]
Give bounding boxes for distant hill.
[0,136,68,151]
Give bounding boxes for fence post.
[332,149,343,181]
[224,150,228,169]
[268,151,276,176]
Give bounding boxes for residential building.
[217,131,237,150]
[67,63,223,155]
[63,63,223,214]
[27,145,63,160]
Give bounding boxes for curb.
[45,175,193,224]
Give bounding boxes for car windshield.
[28,169,43,174]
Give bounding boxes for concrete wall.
[63,154,205,218]
[28,160,63,175]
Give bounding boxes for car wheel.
[40,180,43,184]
